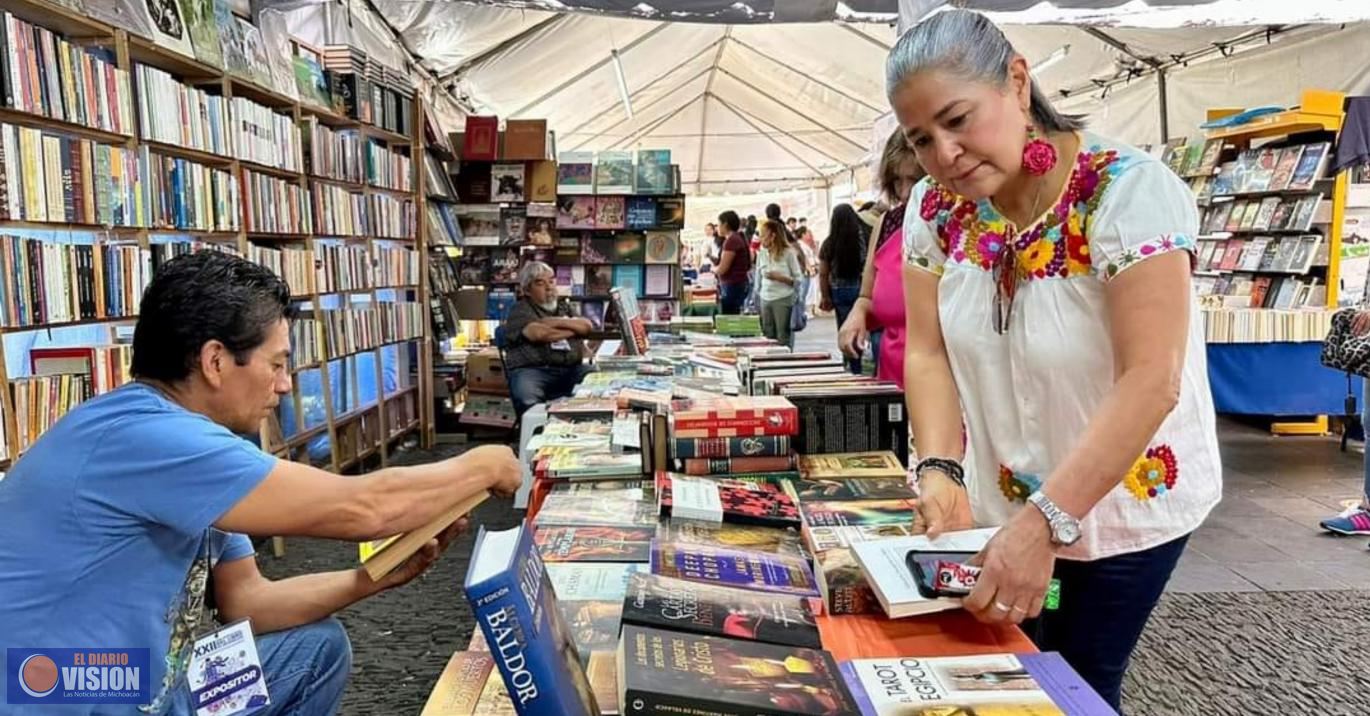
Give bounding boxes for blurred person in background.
[838,128,926,385]
[714,210,752,314]
[756,220,804,347]
[819,204,869,373]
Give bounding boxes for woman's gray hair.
[518,260,554,292]
[885,8,1084,133]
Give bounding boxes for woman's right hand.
[837,305,870,359]
[915,470,975,539]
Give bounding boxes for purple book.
[840,652,1117,715]
[649,540,822,604]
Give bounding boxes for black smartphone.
[905,549,979,599]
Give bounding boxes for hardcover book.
[491,163,526,203]
[634,149,674,194]
[557,152,595,195]
[787,477,915,502]
[558,196,597,230]
[420,652,495,716]
[462,524,599,716]
[841,653,1115,715]
[622,571,821,649]
[617,625,858,716]
[654,197,685,229]
[656,519,807,557]
[800,499,918,528]
[597,197,627,230]
[594,151,635,194]
[672,435,792,459]
[613,233,646,263]
[679,455,798,477]
[625,197,658,229]
[796,452,905,480]
[670,396,799,438]
[643,231,680,264]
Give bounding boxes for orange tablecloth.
[817,611,1035,661]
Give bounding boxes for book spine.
[671,435,789,459]
[622,689,766,716]
[679,455,796,476]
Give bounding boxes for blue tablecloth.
[1206,342,1362,416]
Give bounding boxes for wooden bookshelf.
[0,1,433,467]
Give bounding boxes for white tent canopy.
[266,0,1370,194]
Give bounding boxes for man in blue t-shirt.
[0,252,522,715]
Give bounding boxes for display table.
[1206,342,1360,421]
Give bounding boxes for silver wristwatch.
[1027,491,1082,546]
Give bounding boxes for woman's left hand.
[962,507,1056,625]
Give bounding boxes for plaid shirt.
[502,298,585,371]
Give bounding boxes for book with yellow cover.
[797,451,905,480]
[358,490,491,580]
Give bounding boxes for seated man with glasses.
[502,261,593,416]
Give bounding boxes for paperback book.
[622,572,822,649]
[841,653,1115,715]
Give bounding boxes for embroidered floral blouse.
[902,131,1222,561]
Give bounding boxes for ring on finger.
[993,601,1012,612]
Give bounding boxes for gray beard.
[538,300,559,312]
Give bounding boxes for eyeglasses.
[991,242,1018,335]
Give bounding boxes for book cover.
[525,203,557,245]
[849,528,997,619]
[634,149,673,194]
[840,653,1115,715]
[626,197,657,229]
[594,151,634,194]
[492,163,526,203]
[529,160,558,202]
[618,625,858,716]
[581,236,615,263]
[655,197,685,229]
[457,206,502,246]
[612,265,645,300]
[503,119,547,161]
[558,196,597,229]
[463,116,499,161]
[547,563,647,602]
[463,524,599,716]
[557,152,595,195]
[801,499,918,528]
[650,540,821,602]
[597,197,627,230]
[671,396,799,436]
[613,233,645,263]
[1287,142,1330,191]
[679,455,798,476]
[1267,145,1303,192]
[788,477,915,502]
[643,265,674,298]
[622,571,821,649]
[643,232,679,264]
[610,286,650,355]
[658,473,801,528]
[797,452,905,480]
[558,599,624,666]
[535,494,659,528]
[535,525,655,562]
[420,652,495,716]
[656,519,807,557]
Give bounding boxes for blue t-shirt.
[0,382,276,714]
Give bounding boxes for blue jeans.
[830,283,862,374]
[869,328,884,376]
[172,617,352,716]
[719,281,749,315]
[1362,377,1369,500]
[1022,533,1189,713]
[509,363,590,416]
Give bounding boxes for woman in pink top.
[838,128,925,385]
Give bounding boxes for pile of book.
[418,335,1108,714]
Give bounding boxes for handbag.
[1320,307,1370,377]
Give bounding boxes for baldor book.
[622,571,821,649]
[617,625,859,715]
[463,524,598,716]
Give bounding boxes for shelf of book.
[1153,88,1350,434]
[0,0,435,466]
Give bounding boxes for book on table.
[621,571,822,649]
[840,652,1117,715]
[463,524,599,716]
[849,528,999,619]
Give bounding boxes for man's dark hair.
[765,203,782,221]
[718,210,741,232]
[132,251,297,382]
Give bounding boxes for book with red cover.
[656,472,801,528]
[462,116,498,161]
[671,396,799,438]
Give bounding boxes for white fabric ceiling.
[269,0,1370,193]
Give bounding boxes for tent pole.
[1156,67,1170,143]
[710,93,827,178]
[507,22,673,118]
[567,66,715,151]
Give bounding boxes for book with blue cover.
[463,524,599,716]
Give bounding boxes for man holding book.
[0,252,521,715]
[503,261,594,416]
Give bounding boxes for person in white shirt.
[755,219,804,347]
[890,9,1221,710]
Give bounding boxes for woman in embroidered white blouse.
[889,9,1221,710]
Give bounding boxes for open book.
[358,490,491,580]
[850,528,998,619]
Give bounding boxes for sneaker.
[1320,505,1370,535]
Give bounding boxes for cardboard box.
[460,392,516,428]
[467,348,509,395]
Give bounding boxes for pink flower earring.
[1022,125,1057,176]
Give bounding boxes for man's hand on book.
[373,517,470,591]
[460,445,523,498]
